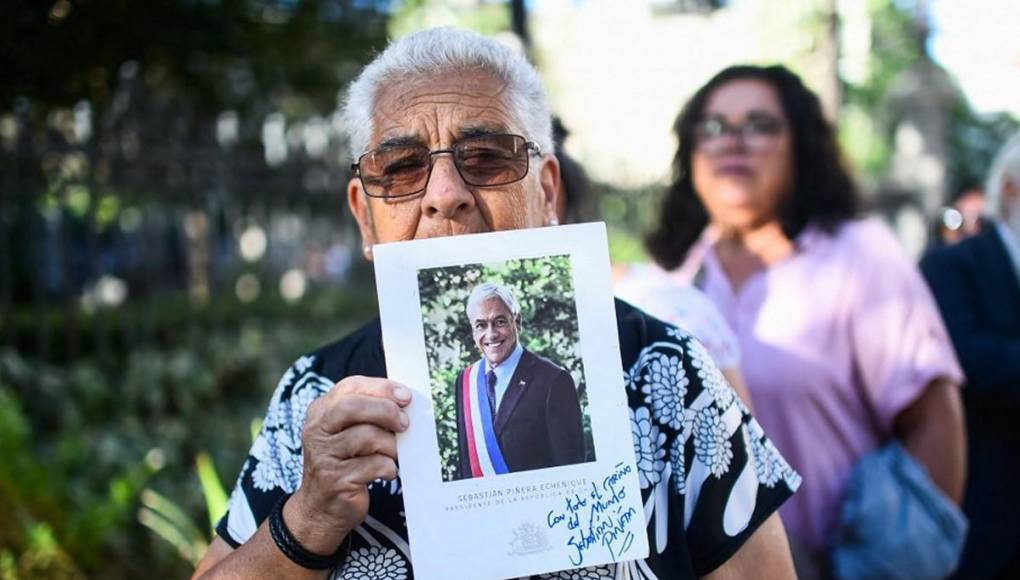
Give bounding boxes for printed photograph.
[418,255,596,482]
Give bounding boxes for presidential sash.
[461,361,509,477]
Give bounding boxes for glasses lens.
[744,115,784,137]
[695,118,726,140]
[454,134,529,186]
[695,115,784,154]
[359,146,430,197]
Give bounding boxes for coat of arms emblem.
[508,522,551,556]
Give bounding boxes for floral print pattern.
[686,338,735,410]
[218,305,798,579]
[641,353,688,430]
[369,477,403,496]
[693,406,733,478]
[745,419,801,489]
[249,363,333,493]
[631,406,667,489]
[335,547,408,580]
[250,432,301,492]
[538,564,614,579]
[670,438,687,495]
[665,325,689,341]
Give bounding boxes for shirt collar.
[488,342,524,380]
[680,222,827,283]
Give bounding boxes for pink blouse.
[615,264,741,370]
[675,218,963,549]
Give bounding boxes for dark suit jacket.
[920,226,1020,415]
[453,348,587,479]
[920,226,1020,577]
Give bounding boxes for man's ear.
[538,154,561,225]
[347,177,376,261]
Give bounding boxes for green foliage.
[839,0,926,178]
[195,452,229,535]
[0,0,388,114]
[388,0,512,40]
[594,184,658,264]
[418,255,593,480]
[838,0,1019,189]
[0,383,120,579]
[947,105,1020,195]
[138,417,256,568]
[850,0,925,112]
[0,287,376,578]
[607,226,649,265]
[137,489,208,567]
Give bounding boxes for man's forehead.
[470,296,512,317]
[371,71,522,147]
[377,121,513,149]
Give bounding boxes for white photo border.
[375,223,648,580]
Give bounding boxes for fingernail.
[393,385,411,402]
[399,411,410,430]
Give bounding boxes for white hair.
[985,132,1020,218]
[341,27,553,160]
[466,282,520,319]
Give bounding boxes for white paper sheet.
[374,223,648,580]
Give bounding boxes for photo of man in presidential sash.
[417,256,595,482]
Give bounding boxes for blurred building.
[522,0,1018,255]
[531,0,854,188]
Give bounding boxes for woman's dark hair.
[553,116,594,223]
[645,64,861,270]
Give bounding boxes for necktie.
[486,369,498,420]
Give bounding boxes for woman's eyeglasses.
[694,114,786,154]
[352,133,542,199]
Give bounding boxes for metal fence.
[0,79,365,364]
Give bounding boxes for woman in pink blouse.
[645,65,966,572]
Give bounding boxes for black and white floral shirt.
[216,300,800,579]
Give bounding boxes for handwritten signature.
[545,462,638,566]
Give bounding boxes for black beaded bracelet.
[268,495,349,570]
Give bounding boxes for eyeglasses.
[351,133,542,199]
[693,114,785,154]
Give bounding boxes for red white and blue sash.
[461,361,509,478]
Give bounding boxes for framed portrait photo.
[375,223,648,580]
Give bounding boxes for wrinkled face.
[691,79,795,233]
[348,71,560,255]
[469,296,520,366]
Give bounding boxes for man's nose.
[422,154,475,219]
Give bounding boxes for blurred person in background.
[645,64,967,578]
[554,115,754,409]
[551,116,594,225]
[192,29,800,579]
[930,182,988,248]
[921,132,1020,579]
[614,262,753,410]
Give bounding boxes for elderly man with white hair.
[192,28,799,579]
[921,133,1020,579]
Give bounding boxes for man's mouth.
[484,340,504,349]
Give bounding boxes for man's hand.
[192,376,412,580]
[284,376,412,555]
